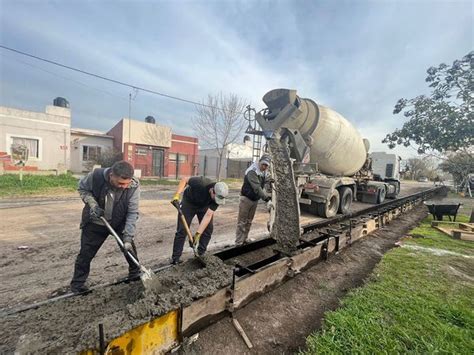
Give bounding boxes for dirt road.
[0,182,432,310]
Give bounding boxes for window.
[12,137,39,158]
[82,146,102,161]
[135,148,148,156]
[169,153,187,162]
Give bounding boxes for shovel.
[100,217,156,288]
[171,200,206,265]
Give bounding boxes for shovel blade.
[140,267,163,293]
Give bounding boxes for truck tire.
[385,180,400,199]
[338,187,353,214]
[377,187,386,204]
[317,189,340,218]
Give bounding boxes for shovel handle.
[100,217,141,269]
[171,200,194,245]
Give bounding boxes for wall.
[0,105,71,171]
[121,119,172,148]
[70,131,114,173]
[168,134,198,178]
[107,120,124,152]
[199,149,222,179]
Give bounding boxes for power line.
[0,44,242,113]
[7,54,128,101]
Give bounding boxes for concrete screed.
[1,255,232,353]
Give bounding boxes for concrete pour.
[268,138,301,253]
[0,255,232,353]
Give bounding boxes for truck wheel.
[317,190,340,218]
[338,187,353,214]
[377,187,386,204]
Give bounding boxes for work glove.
[263,195,271,202]
[193,232,201,247]
[266,177,275,184]
[90,205,104,219]
[171,192,180,204]
[123,234,134,252]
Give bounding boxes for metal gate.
[152,149,164,177]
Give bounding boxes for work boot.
[170,258,183,265]
[71,284,89,294]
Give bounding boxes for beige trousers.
[235,195,259,245]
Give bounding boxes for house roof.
[71,128,114,138]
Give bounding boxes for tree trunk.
[216,150,225,181]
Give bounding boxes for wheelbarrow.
[424,202,462,221]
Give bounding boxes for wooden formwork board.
[459,223,474,232]
[363,219,377,234]
[290,244,323,274]
[233,258,290,309]
[432,224,474,242]
[349,225,366,244]
[182,287,229,335]
[327,237,337,253]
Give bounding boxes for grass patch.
[0,173,78,197]
[303,217,474,354]
[139,178,180,186]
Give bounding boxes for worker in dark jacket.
[170,176,229,264]
[70,160,140,293]
[235,155,272,245]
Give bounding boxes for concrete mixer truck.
[255,89,400,218]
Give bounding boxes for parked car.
[418,176,429,182]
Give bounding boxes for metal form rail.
[2,187,443,354]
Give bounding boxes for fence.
[200,155,251,179]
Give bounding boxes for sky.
[0,0,472,158]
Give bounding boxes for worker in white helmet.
[235,154,273,246]
[170,176,229,264]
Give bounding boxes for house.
[70,128,114,173]
[107,117,198,178]
[0,99,71,173]
[0,100,198,178]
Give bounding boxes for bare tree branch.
[193,92,248,180]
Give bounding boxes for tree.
[405,157,437,181]
[438,150,474,186]
[85,148,123,171]
[193,93,247,180]
[383,51,473,154]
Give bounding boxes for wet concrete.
[268,138,301,253]
[0,256,232,353]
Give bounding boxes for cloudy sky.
[0,0,472,158]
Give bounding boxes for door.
[152,149,164,177]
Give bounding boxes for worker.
[170,177,229,264]
[235,154,273,246]
[70,160,141,293]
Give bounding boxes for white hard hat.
[214,182,229,205]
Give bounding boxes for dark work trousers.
[172,199,213,261]
[70,222,140,288]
